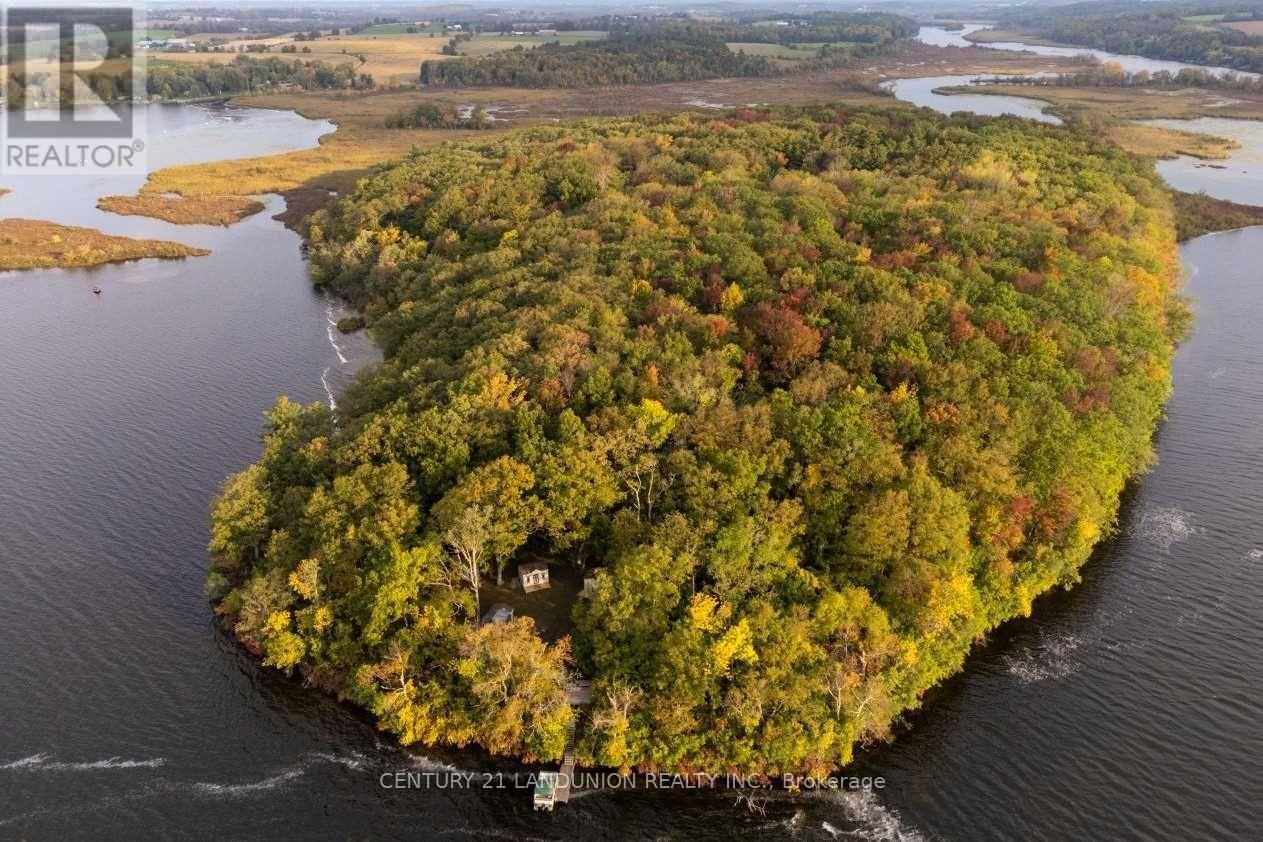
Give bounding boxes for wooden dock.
[535,678,591,809]
[555,716,578,804]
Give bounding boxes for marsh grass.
[0,219,207,269]
[97,194,265,226]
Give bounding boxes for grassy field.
[454,31,607,57]
[183,34,293,51]
[150,29,607,87]
[0,218,207,270]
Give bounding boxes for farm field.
[153,32,454,85]
[148,30,609,86]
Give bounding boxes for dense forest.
[208,105,1184,774]
[420,18,911,88]
[1003,2,1263,73]
[421,27,774,88]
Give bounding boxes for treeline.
[420,19,909,88]
[7,55,373,109]
[5,70,136,109]
[708,12,919,45]
[210,105,1183,773]
[422,27,775,88]
[146,56,373,100]
[977,59,1263,92]
[1171,190,1263,239]
[526,11,917,44]
[1002,2,1263,73]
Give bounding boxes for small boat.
[533,771,559,811]
[92,287,102,295]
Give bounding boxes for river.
[918,23,1261,79]
[2,47,1262,839]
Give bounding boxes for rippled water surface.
[2,74,1262,839]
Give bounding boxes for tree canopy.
[210,104,1183,774]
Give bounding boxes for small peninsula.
[0,219,208,270]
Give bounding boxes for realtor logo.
[1,3,147,174]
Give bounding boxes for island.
[207,104,1183,776]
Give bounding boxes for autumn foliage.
[209,105,1183,774]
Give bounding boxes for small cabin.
[518,561,550,593]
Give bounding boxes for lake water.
[3,79,1263,840]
